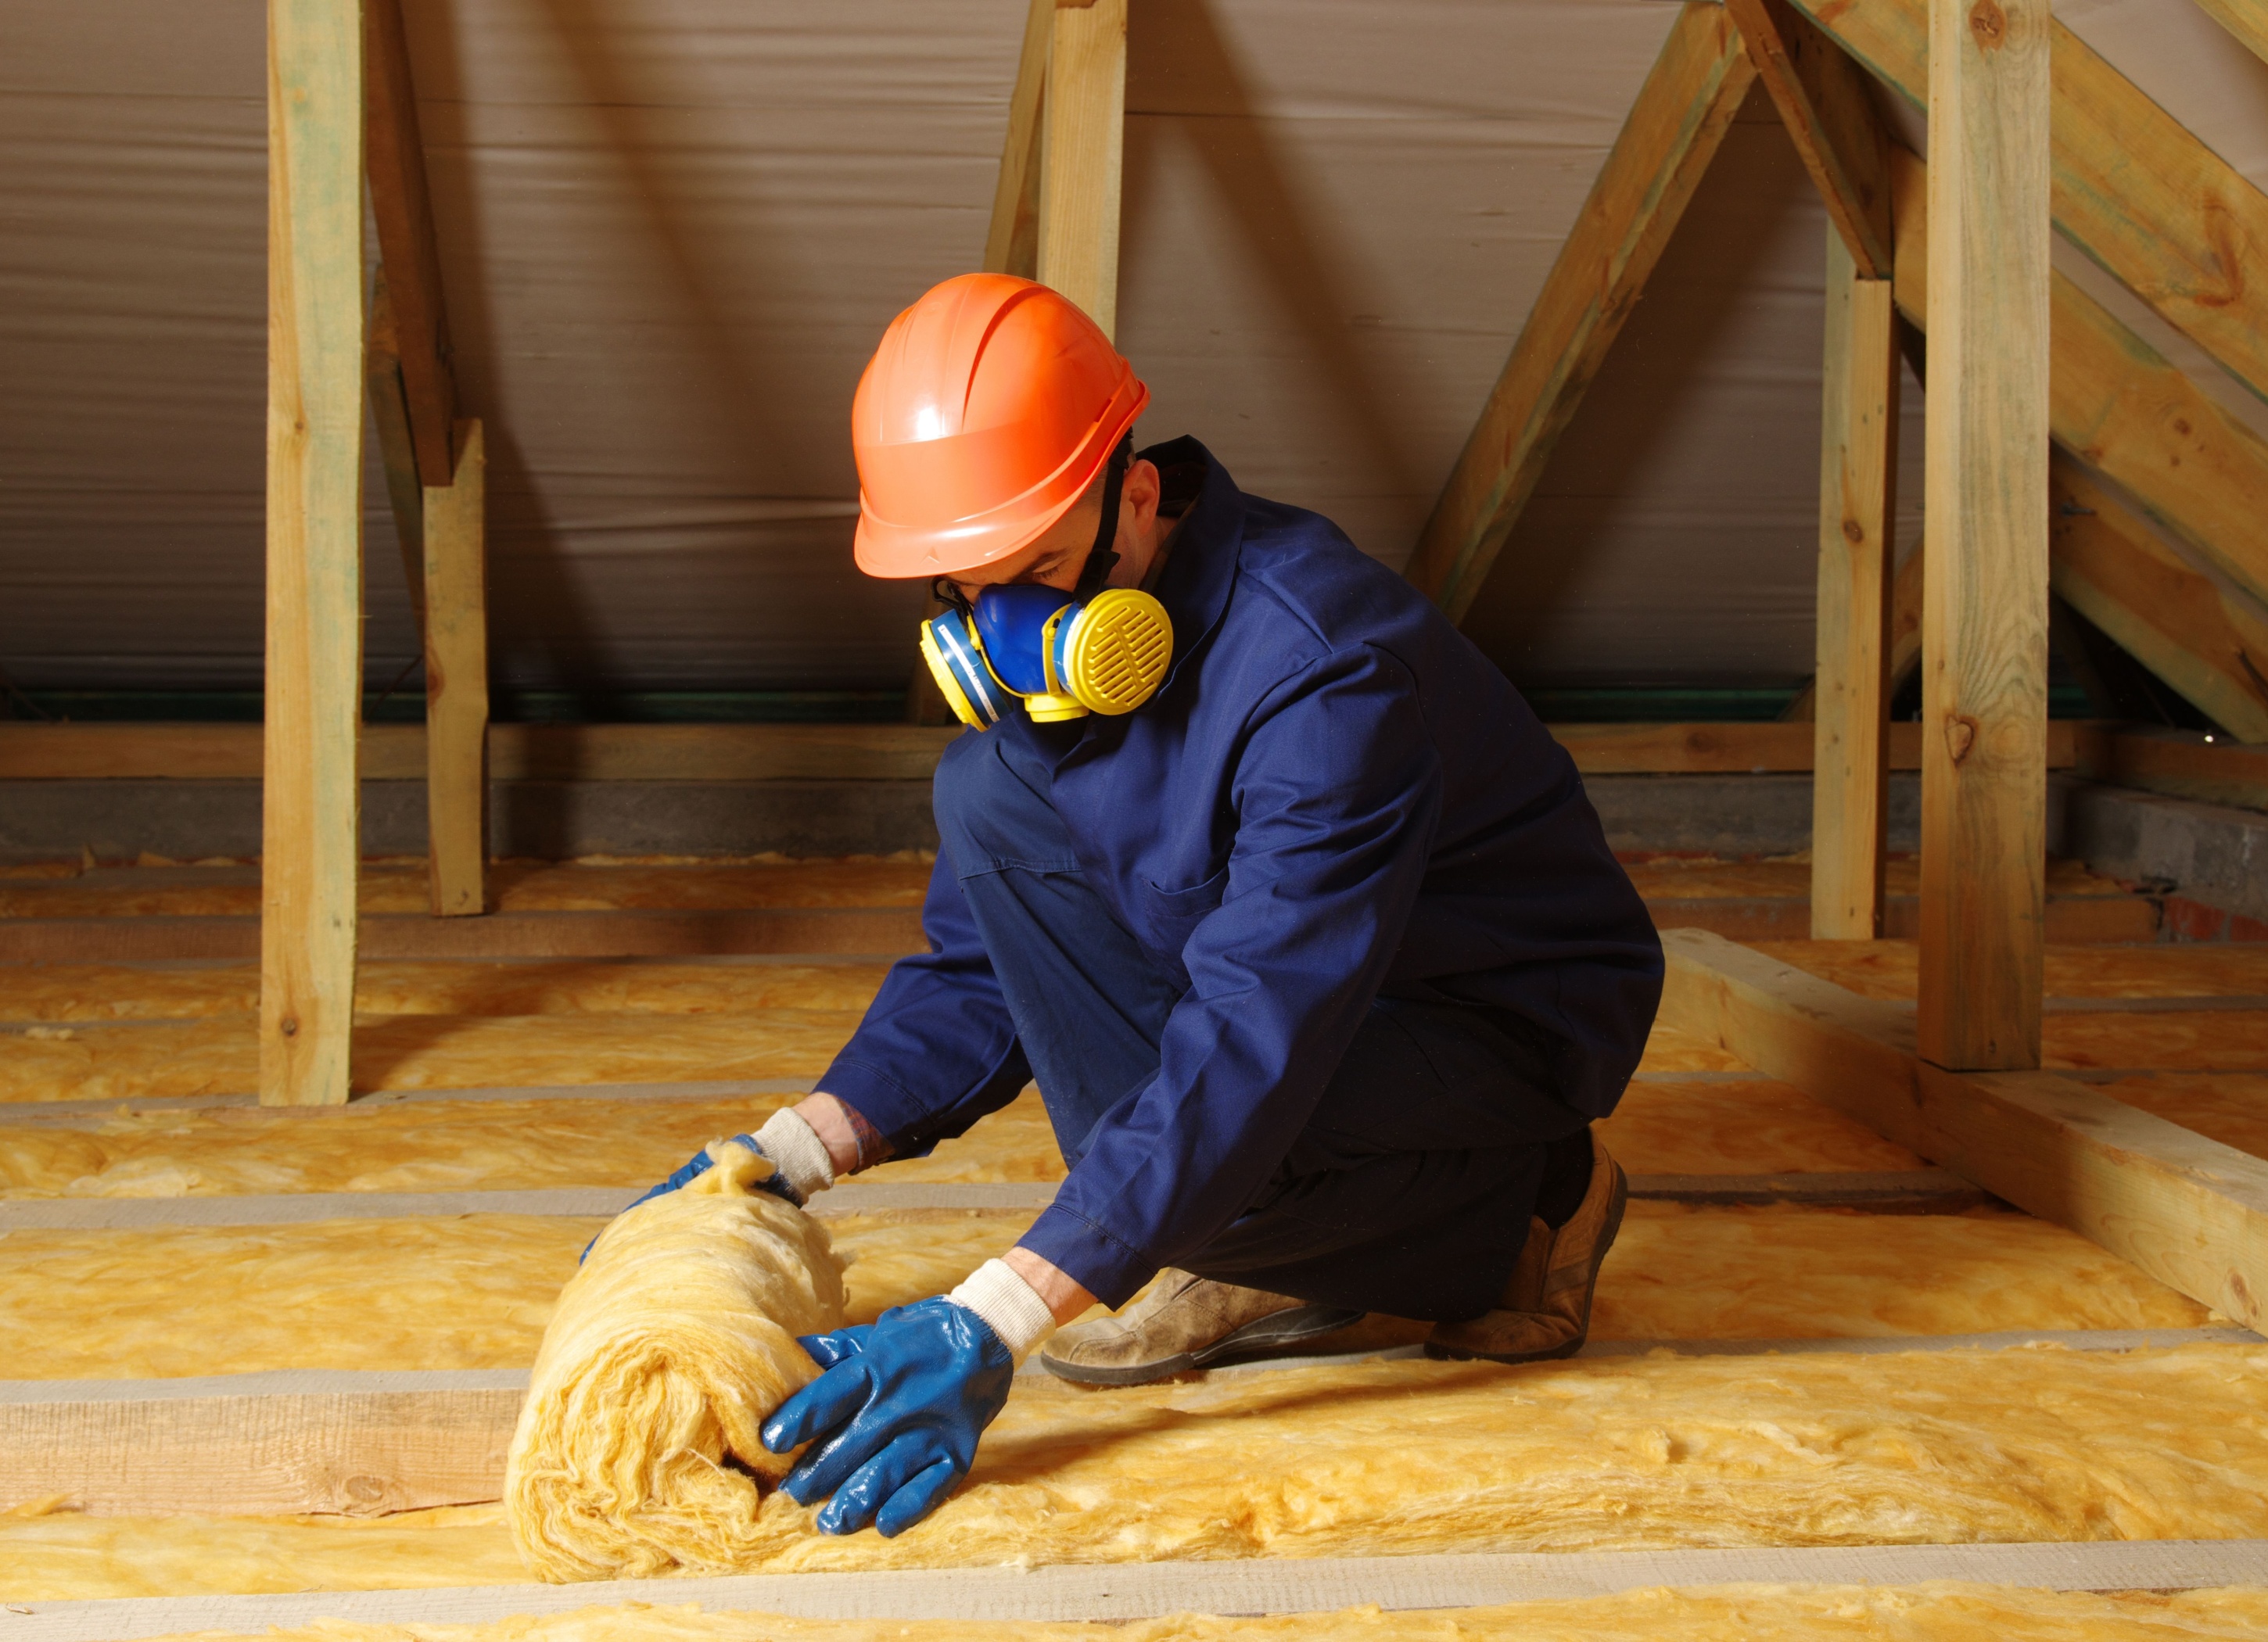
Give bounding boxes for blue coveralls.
[820,439,1663,1323]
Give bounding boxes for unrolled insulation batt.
[0,1205,2206,1380]
[9,1346,2268,1597]
[92,1583,2268,1642]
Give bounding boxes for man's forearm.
[794,1093,1093,1326]
[791,1092,867,1177]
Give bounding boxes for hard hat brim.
[852,375,1149,580]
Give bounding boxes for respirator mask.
[918,439,1173,730]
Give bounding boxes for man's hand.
[760,1297,1015,1536]
[583,1106,839,1264]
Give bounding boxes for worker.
[623,273,1663,1540]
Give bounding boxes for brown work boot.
[1426,1134,1627,1364]
[1039,1270,1362,1386]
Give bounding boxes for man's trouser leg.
[935,726,1592,1325]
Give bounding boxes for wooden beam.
[364,0,456,486]
[1887,146,2268,640]
[423,419,489,916]
[2190,0,2268,67]
[2,1371,522,1518]
[1810,235,1901,938]
[1658,929,2268,1331]
[1723,0,1893,275]
[2051,457,2268,744]
[1781,539,1923,724]
[1035,0,1126,338]
[985,0,1053,279]
[366,273,425,635]
[2074,724,2268,812]
[1917,0,2051,1073]
[1405,4,1757,622]
[262,0,365,1110]
[1782,0,2268,408]
[0,719,2088,783]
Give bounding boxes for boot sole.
[1039,1303,1365,1387]
[1425,1161,1629,1366]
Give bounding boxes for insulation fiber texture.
[89,1584,2268,1641]
[505,1142,845,1583]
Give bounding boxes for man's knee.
[933,732,1078,876]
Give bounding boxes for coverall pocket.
[1139,866,1229,959]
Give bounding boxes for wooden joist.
[1786,0,2268,407]
[262,0,365,1110]
[422,419,489,916]
[1659,929,2268,1331]
[363,0,456,486]
[1886,145,2268,656]
[1723,0,1893,275]
[1810,233,1900,939]
[1036,0,1127,337]
[1404,2,1757,623]
[0,719,2086,783]
[2051,457,2268,746]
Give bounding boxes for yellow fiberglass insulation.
[88,1584,2268,1642]
[12,1346,2268,1597]
[0,1203,2204,1381]
[505,1140,846,1582]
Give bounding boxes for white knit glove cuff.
[948,1257,1058,1364]
[754,1108,835,1201]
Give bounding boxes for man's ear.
[1121,457,1161,533]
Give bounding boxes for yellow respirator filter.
[920,586,1173,731]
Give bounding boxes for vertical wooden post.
[423,418,488,916]
[1810,228,1900,939]
[1037,0,1127,339]
[367,271,426,634]
[261,0,365,1108]
[1918,0,2051,1070]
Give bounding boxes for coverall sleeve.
[816,848,1033,1160]
[1017,644,1443,1305]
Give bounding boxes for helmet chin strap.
[1071,437,1135,599]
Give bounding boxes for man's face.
[940,457,1161,604]
[942,487,1104,601]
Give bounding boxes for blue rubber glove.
[581,1135,801,1264]
[759,1297,1016,1537]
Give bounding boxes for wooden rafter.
[365,0,457,488]
[2052,456,2268,744]
[1405,2,1757,622]
[1785,0,2268,407]
[984,0,1053,279]
[1723,0,1893,276]
[1888,146,2268,621]
[1037,0,1128,338]
[1916,0,2052,1074]
[262,0,365,1107]
[2189,0,2268,67]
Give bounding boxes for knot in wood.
[280,1016,300,1038]
[1968,0,2008,49]
[1841,518,1866,545]
[343,1474,387,1503]
[1944,715,1979,764]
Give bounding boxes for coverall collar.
[1134,436,1243,699]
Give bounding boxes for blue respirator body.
[920,582,1173,730]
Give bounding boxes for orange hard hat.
[851,274,1149,579]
